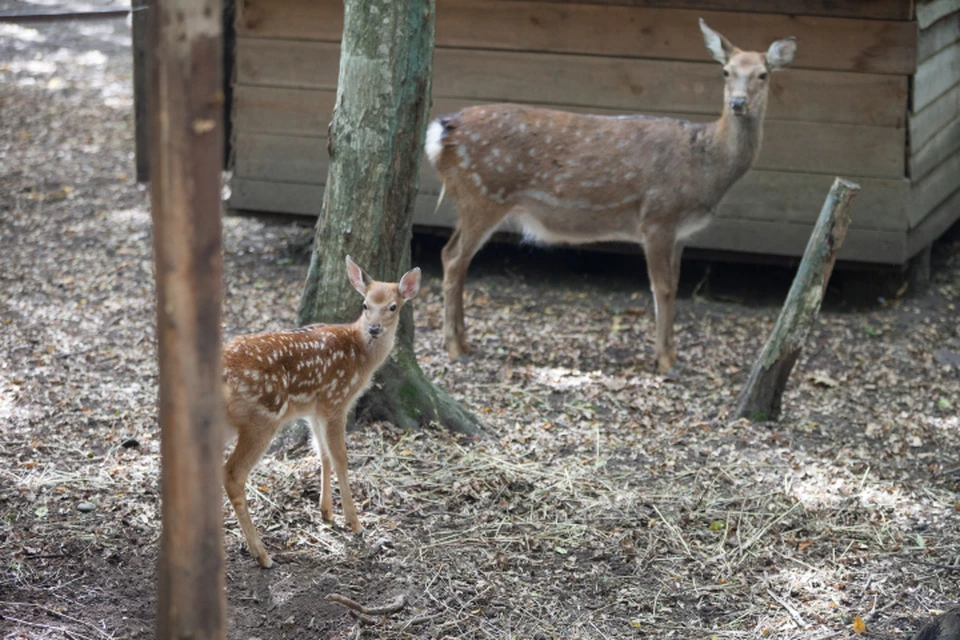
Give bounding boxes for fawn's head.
[346,256,421,343]
[699,18,797,119]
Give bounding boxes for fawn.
[221,256,421,568]
[425,19,797,373]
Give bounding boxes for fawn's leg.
[224,416,277,568]
[307,416,334,522]
[321,412,362,533]
[643,232,680,373]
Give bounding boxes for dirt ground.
[2,12,960,640]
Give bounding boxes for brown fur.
[426,19,796,372]
[221,257,421,568]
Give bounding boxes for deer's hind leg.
[441,200,509,360]
[224,412,279,569]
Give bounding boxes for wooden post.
[131,0,149,182]
[733,178,860,422]
[148,1,226,639]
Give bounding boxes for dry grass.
[1,12,959,640]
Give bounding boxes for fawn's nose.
[730,96,747,115]
[368,323,382,337]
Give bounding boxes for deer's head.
[699,18,797,119]
[346,256,421,344]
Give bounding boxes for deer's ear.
[699,18,735,64]
[766,37,797,71]
[398,267,421,301]
[345,255,371,295]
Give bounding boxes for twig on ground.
[766,589,807,629]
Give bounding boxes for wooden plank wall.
[908,0,960,255]
[229,0,918,264]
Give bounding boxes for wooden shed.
[226,0,960,266]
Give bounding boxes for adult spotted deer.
[221,256,421,568]
[425,19,797,372]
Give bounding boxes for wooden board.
[232,89,906,178]
[228,178,908,264]
[236,0,917,75]
[909,80,960,148]
[909,145,960,225]
[236,38,909,127]
[912,41,960,112]
[491,0,915,21]
[229,164,910,232]
[918,9,960,62]
[906,184,960,255]
[917,0,960,28]
[909,113,960,178]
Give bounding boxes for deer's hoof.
[657,353,678,374]
[446,341,471,361]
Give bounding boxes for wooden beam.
[489,0,914,21]
[237,0,917,75]
[907,184,960,255]
[236,38,909,127]
[918,9,960,63]
[909,145,960,226]
[149,0,226,638]
[910,80,960,148]
[909,112,960,178]
[917,0,960,29]
[228,178,905,263]
[912,41,960,112]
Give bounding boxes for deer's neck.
[708,106,764,189]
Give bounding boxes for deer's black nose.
[368,324,382,336]
[730,97,747,115]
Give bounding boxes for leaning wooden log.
[733,177,860,422]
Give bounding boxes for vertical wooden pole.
[131,0,150,182]
[148,1,226,639]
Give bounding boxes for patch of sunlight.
[786,462,921,519]
[0,23,45,43]
[107,207,150,224]
[8,59,56,75]
[530,366,602,391]
[75,50,107,66]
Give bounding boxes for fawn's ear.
[398,267,421,301]
[699,18,736,65]
[345,255,372,295]
[766,37,797,71]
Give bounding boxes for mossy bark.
[733,178,860,422]
[296,0,480,436]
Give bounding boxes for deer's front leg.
[644,234,679,373]
[323,413,363,533]
[307,416,334,522]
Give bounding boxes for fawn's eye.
[758,72,768,80]
[390,303,397,311]
[362,302,368,310]
[722,69,729,77]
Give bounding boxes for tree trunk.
[733,178,860,422]
[297,0,481,436]
[149,0,226,638]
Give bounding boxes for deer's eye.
[362,302,368,310]
[390,303,397,311]
[758,72,768,80]
[722,69,730,78]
